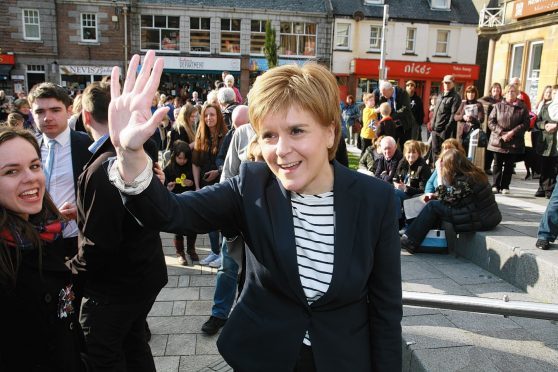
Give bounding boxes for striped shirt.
[291,191,335,346]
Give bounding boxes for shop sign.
[513,0,558,19]
[60,65,114,76]
[353,59,480,80]
[157,56,240,71]
[0,54,15,65]
[248,58,308,72]
[11,75,25,80]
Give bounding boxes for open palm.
[108,50,169,152]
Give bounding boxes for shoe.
[491,187,499,194]
[208,257,222,268]
[400,234,418,254]
[546,193,552,199]
[536,239,550,250]
[501,189,510,195]
[177,254,188,266]
[188,251,200,263]
[199,252,220,265]
[535,190,545,197]
[201,316,227,335]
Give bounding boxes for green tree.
[264,20,278,69]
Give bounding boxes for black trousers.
[80,294,158,372]
[539,156,558,194]
[492,152,516,190]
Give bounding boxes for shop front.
[59,64,116,92]
[347,59,480,117]
[248,57,309,87]
[155,56,241,101]
[0,54,16,96]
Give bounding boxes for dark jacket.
[0,238,85,372]
[123,161,402,372]
[432,88,461,138]
[409,93,424,126]
[222,103,238,130]
[395,157,431,196]
[76,139,167,302]
[376,117,398,139]
[374,149,403,183]
[167,127,193,151]
[438,176,502,233]
[534,101,558,157]
[374,87,415,132]
[487,100,529,154]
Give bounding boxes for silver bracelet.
[108,156,153,195]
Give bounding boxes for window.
[435,30,450,55]
[190,17,210,53]
[335,23,351,49]
[405,28,416,53]
[430,0,451,9]
[369,26,381,51]
[81,13,98,42]
[221,18,241,54]
[22,9,40,40]
[279,22,316,57]
[525,41,543,104]
[509,44,524,82]
[364,0,384,4]
[141,15,180,51]
[250,20,266,55]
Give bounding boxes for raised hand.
[108,51,169,181]
[109,50,169,152]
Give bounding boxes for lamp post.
[378,5,389,81]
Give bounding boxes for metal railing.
[479,7,505,28]
[403,291,558,321]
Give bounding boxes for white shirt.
[291,191,335,346]
[41,126,78,238]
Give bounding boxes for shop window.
[369,26,381,51]
[335,23,351,50]
[250,20,266,55]
[141,15,180,52]
[279,22,316,57]
[221,18,241,54]
[509,44,524,82]
[435,30,450,56]
[22,9,40,40]
[405,27,416,53]
[190,17,210,53]
[525,41,543,104]
[81,13,98,42]
[430,0,451,10]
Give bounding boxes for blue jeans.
[405,200,448,244]
[211,238,240,319]
[208,231,220,255]
[537,175,558,242]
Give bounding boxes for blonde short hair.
[248,63,341,161]
[379,102,392,116]
[403,140,422,156]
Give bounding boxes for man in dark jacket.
[406,80,424,141]
[374,81,415,147]
[431,75,461,158]
[219,87,238,130]
[374,136,402,183]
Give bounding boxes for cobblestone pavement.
[149,233,231,372]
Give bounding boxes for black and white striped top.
[291,191,335,346]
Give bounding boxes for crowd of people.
[0,48,557,372]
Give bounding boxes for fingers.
[123,54,140,94]
[138,106,170,137]
[144,57,164,102]
[110,66,121,99]
[134,50,155,95]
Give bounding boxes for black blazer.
[70,130,93,192]
[76,139,167,302]
[124,161,402,371]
